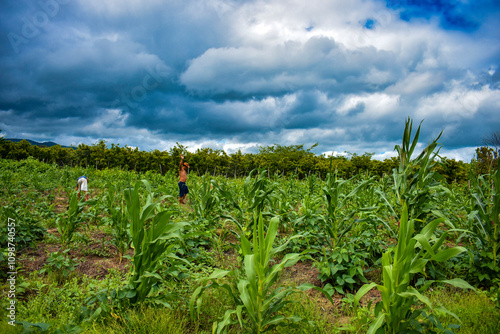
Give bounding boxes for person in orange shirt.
[178,155,189,204]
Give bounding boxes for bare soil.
[19,228,132,279]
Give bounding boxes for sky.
[1,0,499,161]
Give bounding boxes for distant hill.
[3,138,75,149]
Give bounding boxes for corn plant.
[321,172,373,249]
[305,173,373,292]
[379,118,445,228]
[466,166,500,283]
[105,182,131,263]
[219,169,275,238]
[190,214,312,333]
[242,169,275,215]
[190,175,221,221]
[354,203,474,334]
[124,180,189,304]
[269,187,296,233]
[55,192,95,247]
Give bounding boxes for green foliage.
[220,169,275,239]
[55,192,95,247]
[190,175,221,221]
[0,206,46,251]
[191,214,312,333]
[1,133,470,181]
[124,180,190,305]
[382,117,446,227]
[466,166,500,284]
[315,244,369,295]
[422,288,500,334]
[39,249,78,284]
[105,182,131,262]
[89,305,191,334]
[2,118,498,333]
[354,204,474,334]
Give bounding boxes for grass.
[426,287,500,333]
[88,306,192,334]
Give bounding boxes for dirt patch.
[284,260,322,287]
[20,243,60,273]
[19,229,132,279]
[76,255,131,279]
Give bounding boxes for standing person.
[178,155,189,204]
[76,175,89,201]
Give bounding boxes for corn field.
[1,119,499,333]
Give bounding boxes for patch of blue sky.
[364,19,375,29]
[382,0,483,32]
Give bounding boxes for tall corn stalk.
[124,180,189,304]
[105,182,131,263]
[378,117,445,228]
[354,203,474,334]
[468,166,500,274]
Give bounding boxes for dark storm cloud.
[180,37,400,97]
[0,0,499,161]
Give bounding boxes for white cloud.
[439,147,479,162]
[415,83,500,120]
[373,151,397,160]
[338,93,400,117]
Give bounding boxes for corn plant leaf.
[420,217,444,239]
[413,234,435,256]
[432,247,466,262]
[237,279,258,324]
[240,233,252,256]
[216,309,238,334]
[235,304,244,329]
[262,314,286,327]
[398,287,433,310]
[409,258,428,274]
[433,305,462,324]
[353,282,378,310]
[261,288,294,312]
[273,234,304,254]
[431,232,448,254]
[438,278,475,290]
[244,255,258,292]
[367,313,385,334]
[264,253,301,289]
[142,271,163,281]
[263,216,279,263]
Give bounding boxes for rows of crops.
[1,120,500,333]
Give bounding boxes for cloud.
[0,0,499,162]
[416,82,500,120]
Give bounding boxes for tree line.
[0,136,497,183]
